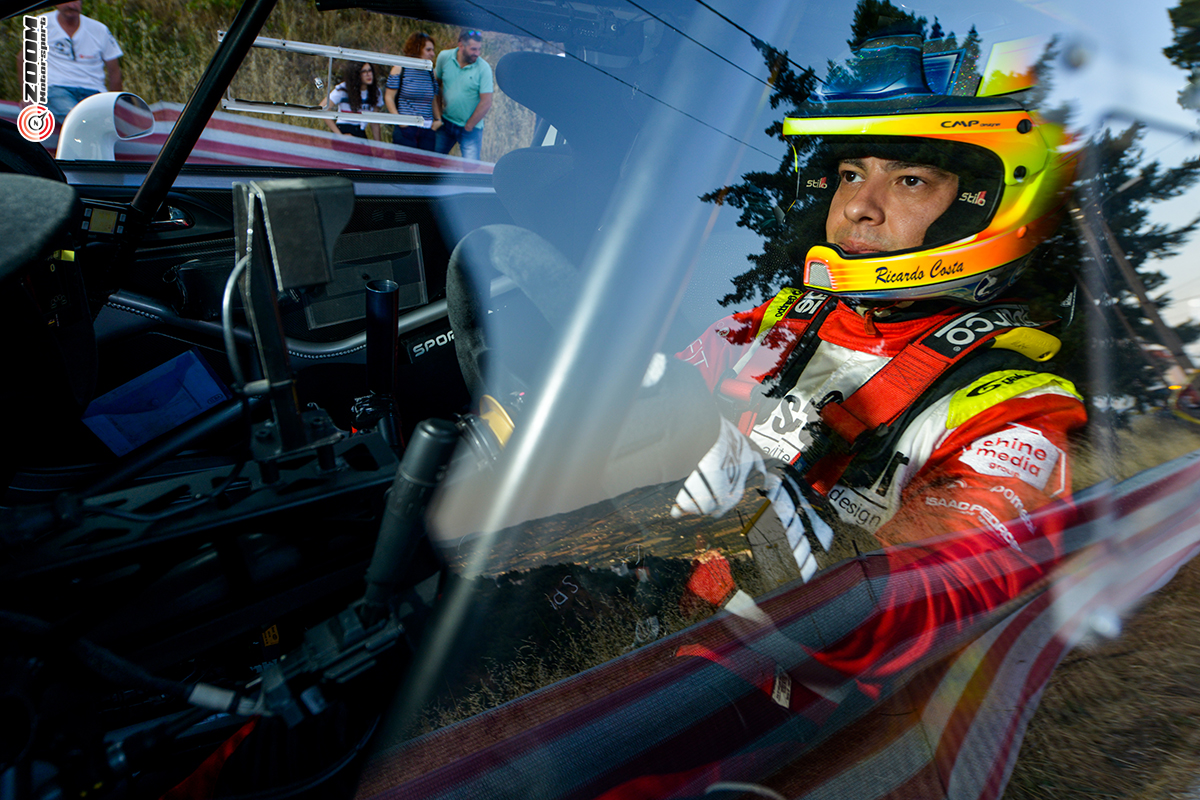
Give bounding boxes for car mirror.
[113,94,155,140]
[57,92,155,161]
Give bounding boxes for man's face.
[459,40,483,64]
[56,1,82,19]
[825,156,959,254]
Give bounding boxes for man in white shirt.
[20,2,124,124]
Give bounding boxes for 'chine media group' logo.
[19,15,54,142]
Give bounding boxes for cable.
[457,0,776,159]
[687,0,811,76]
[201,714,381,800]
[2,611,267,722]
[620,0,773,90]
[1,610,190,700]
[223,253,252,391]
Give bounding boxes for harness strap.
[717,289,836,406]
[819,344,965,444]
[808,304,1053,491]
[714,292,1055,496]
[818,304,1049,449]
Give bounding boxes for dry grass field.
[1006,414,1200,800]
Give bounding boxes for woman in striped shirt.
[385,32,442,151]
[322,62,383,140]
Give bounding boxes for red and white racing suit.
[676,292,1087,698]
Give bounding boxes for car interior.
[0,1,710,795]
[5,0,1200,797]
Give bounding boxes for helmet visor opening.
[791,135,1005,256]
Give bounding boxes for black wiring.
[620,0,773,90]
[0,610,192,700]
[205,714,381,800]
[453,0,777,159]
[687,0,811,78]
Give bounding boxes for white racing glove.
[671,417,835,581]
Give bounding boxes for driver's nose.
[841,174,886,225]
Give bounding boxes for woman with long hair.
[323,61,383,139]
[385,32,442,151]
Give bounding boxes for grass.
[1006,413,1200,800]
[1007,553,1200,799]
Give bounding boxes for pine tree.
[847,0,926,46]
[702,0,1200,411]
[1165,0,1200,109]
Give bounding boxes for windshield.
[2,4,550,173]
[402,0,1200,795]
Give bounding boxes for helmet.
[784,33,1077,304]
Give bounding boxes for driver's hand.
[671,417,765,518]
[671,417,834,580]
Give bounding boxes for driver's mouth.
[838,240,884,255]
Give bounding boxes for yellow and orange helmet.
[785,34,1077,304]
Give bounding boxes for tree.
[1165,0,1200,109]
[703,0,1200,411]
[848,0,926,46]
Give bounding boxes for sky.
[1041,0,1200,336]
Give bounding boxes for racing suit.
[675,289,1087,701]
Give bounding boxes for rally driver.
[666,31,1086,715]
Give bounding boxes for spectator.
[18,1,123,124]
[323,62,383,140]
[385,32,442,151]
[433,30,493,160]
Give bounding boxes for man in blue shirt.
[433,30,494,161]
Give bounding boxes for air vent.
[805,259,833,290]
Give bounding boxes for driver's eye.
[840,170,863,183]
[900,175,925,187]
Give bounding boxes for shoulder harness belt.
[718,289,1061,495]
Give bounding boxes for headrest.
[496,51,648,158]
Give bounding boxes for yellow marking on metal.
[741,500,772,537]
[479,394,515,448]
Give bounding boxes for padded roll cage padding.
[0,119,66,184]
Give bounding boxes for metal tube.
[242,198,306,452]
[82,397,257,498]
[365,279,401,397]
[128,0,277,235]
